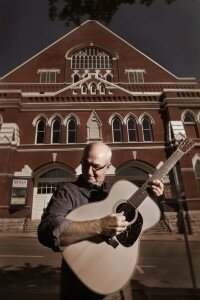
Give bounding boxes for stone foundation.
[0,218,25,232]
[165,210,200,235]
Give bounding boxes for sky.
[0,0,200,81]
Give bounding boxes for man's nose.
[88,165,94,175]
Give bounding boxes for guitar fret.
[129,149,184,208]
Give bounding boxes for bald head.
[81,142,112,186]
[82,142,112,163]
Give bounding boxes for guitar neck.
[129,148,184,208]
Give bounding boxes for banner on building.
[11,179,28,205]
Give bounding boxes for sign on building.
[11,179,28,205]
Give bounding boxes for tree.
[48,0,178,26]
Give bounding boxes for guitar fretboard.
[129,149,184,208]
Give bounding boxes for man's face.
[81,147,110,186]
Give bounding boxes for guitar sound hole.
[115,202,143,247]
[115,202,136,223]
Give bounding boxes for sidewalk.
[1,231,200,241]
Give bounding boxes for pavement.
[1,231,200,241]
[0,232,200,300]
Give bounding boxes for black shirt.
[38,175,111,251]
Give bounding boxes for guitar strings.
[116,149,183,216]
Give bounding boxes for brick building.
[0,20,199,232]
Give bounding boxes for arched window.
[90,83,97,94]
[195,160,200,190]
[142,117,153,141]
[81,84,87,94]
[73,73,80,83]
[52,118,61,144]
[112,117,122,142]
[36,119,46,144]
[67,118,77,143]
[127,117,138,142]
[116,165,149,187]
[106,73,112,82]
[71,47,113,69]
[183,113,198,138]
[99,83,106,94]
[36,167,75,195]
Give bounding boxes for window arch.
[116,162,153,187]
[127,117,138,142]
[81,83,88,94]
[71,47,113,69]
[142,116,153,141]
[105,73,112,82]
[112,117,123,142]
[73,73,80,83]
[90,83,97,94]
[35,165,76,195]
[183,113,198,138]
[51,118,61,144]
[36,118,46,144]
[67,118,77,143]
[0,114,3,126]
[99,83,106,94]
[194,159,200,191]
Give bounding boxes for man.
[38,142,164,300]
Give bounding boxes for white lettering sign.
[13,179,28,188]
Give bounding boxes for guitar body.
[62,179,161,295]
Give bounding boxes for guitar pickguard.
[115,202,143,247]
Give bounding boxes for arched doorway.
[116,161,154,188]
[32,164,76,220]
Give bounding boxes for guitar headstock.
[178,138,196,153]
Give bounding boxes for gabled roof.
[1,20,196,82]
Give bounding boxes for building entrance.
[32,166,76,220]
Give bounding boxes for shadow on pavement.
[0,264,199,300]
[0,263,60,300]
[131,280,200,300]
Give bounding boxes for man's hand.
[149,178,164,197]
[100,212,129,236]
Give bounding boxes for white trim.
[108,113,124,125]
[89,82,97,94]
[66,117,77,144]
[181,168,195,171]
[47,114,64,126]
[63,113,80,126]
[126,116,139,143]
[181,110,198,123]
[1,24,82,79]
[124,113,139,124]
[164,88,200,92]
[32,114,48,126]
[138,113,155,125]
[1,81,198,86]
[16,145,166,152]
[37,68,60,73]
[192,153,200,169]
[198,112,200,122]
[34,117,46,144]
[140,115,154,142]
[82,21,195,80]
[2,19,196,82]
[81,83,88,94]
[14,165,33,177]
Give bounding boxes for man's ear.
[106,163,111,172]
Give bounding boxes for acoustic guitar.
[62,138,195,295]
